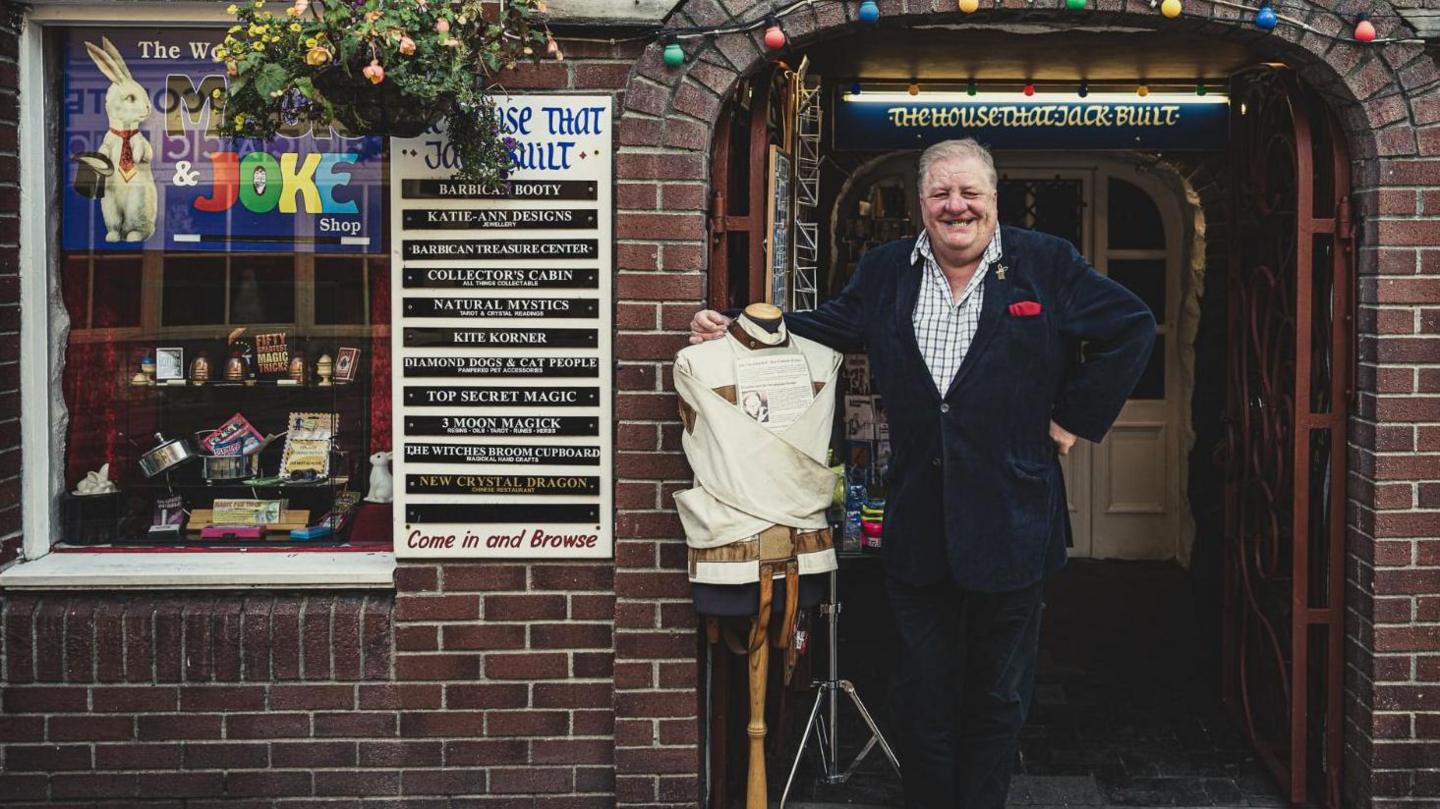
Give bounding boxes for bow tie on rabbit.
[70,37,157,243]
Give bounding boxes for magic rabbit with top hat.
[70,36,157,243]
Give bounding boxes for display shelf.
[94,355,369,548]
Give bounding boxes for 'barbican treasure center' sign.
[391,95,612,559]
[835,92,1229,151]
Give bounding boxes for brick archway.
[610,2,1436,806]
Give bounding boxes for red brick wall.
[2,593,394,804]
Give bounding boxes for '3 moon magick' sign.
[391,96,613,559]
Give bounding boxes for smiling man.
[689,138,1155,808]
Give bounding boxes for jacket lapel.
[893,245,939,402]
[944,247,1011,399]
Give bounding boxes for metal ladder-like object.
[791,78,822,313]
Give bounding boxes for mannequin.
[743,301,783,333]
[672,302,841,809]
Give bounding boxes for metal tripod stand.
[779,565,901,807]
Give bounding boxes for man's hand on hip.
[1050,420,1078,456]
[689,309,732,344]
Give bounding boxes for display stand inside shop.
[60,334,373,548]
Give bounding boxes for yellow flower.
[253,40,266,50]
[304,45,331,66]
[226,3,238,13]
[289,22,300,31]
[305,37,317,47]
[287,6,299,16]
[211,87,224,98]
[253,0,264,7]
[215,47,228,58]
[235,113,247,126]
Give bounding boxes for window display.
[55,27,389,548]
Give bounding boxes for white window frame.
[2,2,395,590]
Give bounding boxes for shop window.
[43,25,391,556]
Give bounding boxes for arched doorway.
[612,6,1401,807]
[700,63,1351,805]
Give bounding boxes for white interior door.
[1087,171,1182,560]
[997,158,1183,560]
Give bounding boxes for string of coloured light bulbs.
[643,0,1421,68]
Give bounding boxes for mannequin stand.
[779,567,901,807]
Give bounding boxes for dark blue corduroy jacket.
[786,226,1156,591]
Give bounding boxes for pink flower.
[435,18,449,33]
[362,60,385,84]
[398,35,415,55]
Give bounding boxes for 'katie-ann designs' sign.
[835,93,1229,151]
[391,95,613,560]
[61,29,383,252]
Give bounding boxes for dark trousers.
[887,575,1045,809]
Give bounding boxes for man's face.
[919,155,998,263]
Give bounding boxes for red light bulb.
[1355,15,1376,43]
[763,18,786,50]
[1023,83,1035,97]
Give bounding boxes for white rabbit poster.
[61,28,384,252]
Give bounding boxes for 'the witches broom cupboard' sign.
[391,96,613,559]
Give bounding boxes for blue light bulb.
[858,0,880,23]
[1255,2,1277,30]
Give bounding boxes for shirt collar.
[911,226,1003,271]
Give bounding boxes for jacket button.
[931,458,942,468]
[939,403,950,413]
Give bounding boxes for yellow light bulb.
[908,83,920,96]
[1137,83,1150,97]
[1160,0,1182,18]
[959,0,980,12]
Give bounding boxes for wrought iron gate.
[1222,68,1352,808]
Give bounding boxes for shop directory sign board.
[391,96,612,559]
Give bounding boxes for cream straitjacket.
[673,316,840,584]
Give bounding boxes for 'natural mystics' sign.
[391,95,612,559]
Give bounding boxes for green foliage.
[215,0,552,184]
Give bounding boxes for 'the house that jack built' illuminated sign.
[835,92,1230,151]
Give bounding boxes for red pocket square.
[1008,301,1043,317]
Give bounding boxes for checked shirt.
[910,228,1004,395]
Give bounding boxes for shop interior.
[702,24,1350,809]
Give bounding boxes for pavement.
[763,559,1290,808]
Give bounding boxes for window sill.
[0,549,396,590]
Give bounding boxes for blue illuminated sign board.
[834,93,1229,151]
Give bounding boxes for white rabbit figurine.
[75,37,157,243]
[365,451,394,503]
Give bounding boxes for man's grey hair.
[917,138,998,194]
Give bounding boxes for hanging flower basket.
[214,0,555,183]
[311,67,450,138]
